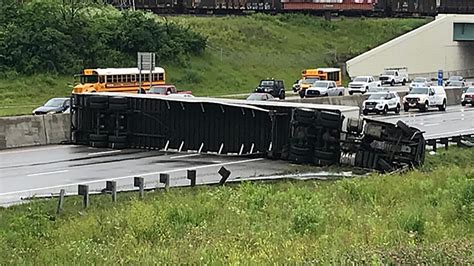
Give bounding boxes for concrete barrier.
[287,88,463,108]
[0,113,70,149]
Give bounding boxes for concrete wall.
[0,113,70,149]
[346,14,474,79]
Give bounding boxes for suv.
[363,92,401,115]
[255,79,285,99]
[379,67,409,86]
[461,87,474,106]
[403,86,447,112]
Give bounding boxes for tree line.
[0,0,207,74]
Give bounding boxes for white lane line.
[423,123,440,127]
[170,153,200,159]
[0,145,72,155]
[87,150,121,156]
[0,158,264,196]
[27,170,69,177]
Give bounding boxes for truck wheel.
[279,91,285,100]
[402,79,406,86]
[422,101,429,112]
[395,104,400,114]
[404,106,409,112]
[338,91,343,96]
[299,91,305,98]
[382,105,388,115]
[349,91,353,95]
[363,110,368,115]
[462,102,466,106]
[390,80,395,86]
[438,100,446,111]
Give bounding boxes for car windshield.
[410,87,429,94]
[354,77,368,82]
[368,93,388,100]
[302,78,319,84]
[312,81,328,88]
[149,87,167,94]
[447,81,463,86]
[413,78,426,83]
[44,98,66,107]
[80,75,99,84]
[247,94,265,100]
[449,76,462,81]
[466,87,474,93]
[383,71,395,75]
[260,80,274,86]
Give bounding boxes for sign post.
[137,52,156,93]
[438,69,443,86]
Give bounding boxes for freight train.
[109,0,474,16]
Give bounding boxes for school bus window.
[106,76,112,83]
[159,73,164,80]
[131,75,136,82]
[99,76,105,83]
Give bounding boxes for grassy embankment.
[0,147,473,264]
[0,15,428,116]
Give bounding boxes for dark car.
[32,98,70,115]
[255,79,285,99]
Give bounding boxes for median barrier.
[0,113,70,149]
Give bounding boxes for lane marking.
[423,123,440,127]
[0,145,73,155]
[0,158,264,196]
[27,170,69,177]
[170,153,200,159]
[87,150,121,156]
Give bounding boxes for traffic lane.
[368,105,474,139]
[0,147,288,205]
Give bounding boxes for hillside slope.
[0,15,428,116]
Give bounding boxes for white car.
[348,76,381,95]
[363,92,401,115]
[403,86,447,112]
[305,81,344,97]
[409,77,432,90]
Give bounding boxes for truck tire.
[395,104,401,114]
[402,79,406,86]
[314,150,339,161]
[390,80,395,86]
[279,91,285,100]
[299,90,305,98]
[382,105,388,115]
[89,141,108,148]
[438,100,446,111]
[349,91,353,95]
[108,135,127,143]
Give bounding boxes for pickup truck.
[379,67,409,86]
[305,81,345,98]
[348,76,381,95]
[148,85,192,95]
[255,79,285,99]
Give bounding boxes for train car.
[439,0,474,14]
[375,0,438,16]
[282,0,377,15]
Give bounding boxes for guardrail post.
[134,177,144,199]
[56,189,65,214]
[440,138,449,150]
[218,166,231,185]
[159,173,170,191]
[187,170,196,187]
[428,139,437,152]
[78,185,89,209]
[106,181,117,202]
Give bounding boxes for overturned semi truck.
[71,93,425,172]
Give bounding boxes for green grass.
[0,15,428,116]
[1,147,473,264]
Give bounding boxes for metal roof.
[91,67,165,76]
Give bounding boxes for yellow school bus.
[73,67,166,93]
[298,68,342,96]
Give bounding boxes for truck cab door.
[428,88,436,105]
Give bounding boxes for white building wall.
[346,14,474,79]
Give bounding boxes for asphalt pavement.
[0,145,291,205]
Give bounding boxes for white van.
[403,86,447,112]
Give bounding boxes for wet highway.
[368,105,474,139]
[1,104,472,206]
[0,145,288,205]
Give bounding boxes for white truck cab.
[379,67,409,86]
[363,91,401,115]
[305,81,344,97]
[403,86,447,112]
[348,76,381,95]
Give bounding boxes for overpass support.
[346,14,474,79]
